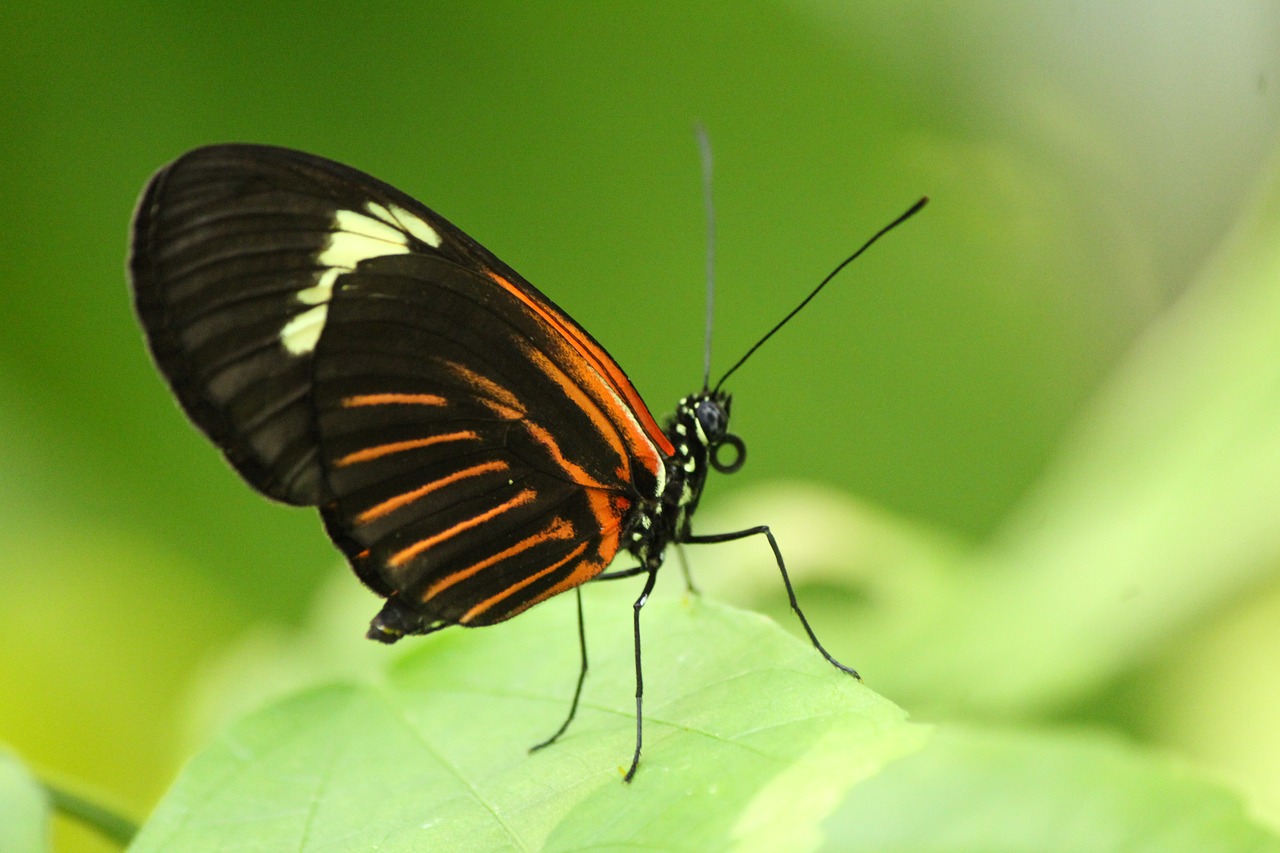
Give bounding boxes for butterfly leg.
[624,565,660,782]
[530,587,589,753]
[685,526,860,680]
[674,543,700,595]
[597,550,696,592]
[594,564,648,581]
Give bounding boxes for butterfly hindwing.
[313,252,645,624]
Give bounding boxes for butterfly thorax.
[623,390,739,570]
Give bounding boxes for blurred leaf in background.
[819,726,1280,852]
[1,749,50,853]
[2,1,1280,850]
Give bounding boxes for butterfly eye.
[695,398,728,439]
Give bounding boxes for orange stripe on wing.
[484,269,675,459]
[438,360,524,419]
[355,459,510,524]
[421,515,577,601]
[585,489,627,559]
[342,393,448,407]
[388,488,537,568]
[335,430,477,467]
[459,541,592,625]
[462,489,630,624]
[525,422,611,491]
[525,346,632,481]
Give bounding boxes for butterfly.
[129,143,923,780]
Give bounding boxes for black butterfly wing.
[313,251,646,626]
[131,144,538,505]
[129,144,673,627]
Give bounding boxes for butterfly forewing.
[132,157,335,503]
[130,144,668,627]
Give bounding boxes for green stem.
[43,780,139,847]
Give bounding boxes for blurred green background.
[4,2,1280,850]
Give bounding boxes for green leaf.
[0,748,50,853]
[129,587,923,852]
[819,725,1280,853]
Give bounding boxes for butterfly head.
[676,390,745,477]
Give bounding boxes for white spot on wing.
[319,221,410,269]
[280,201,432,356]
[364,201,442,248]
[364,201,397,226]
[281,304,329,355]
[387,203,442,247]
[344,207,407,243]
[295,267,342,306]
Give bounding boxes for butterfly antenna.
[713,195,928,393]
[698,124,716,392]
